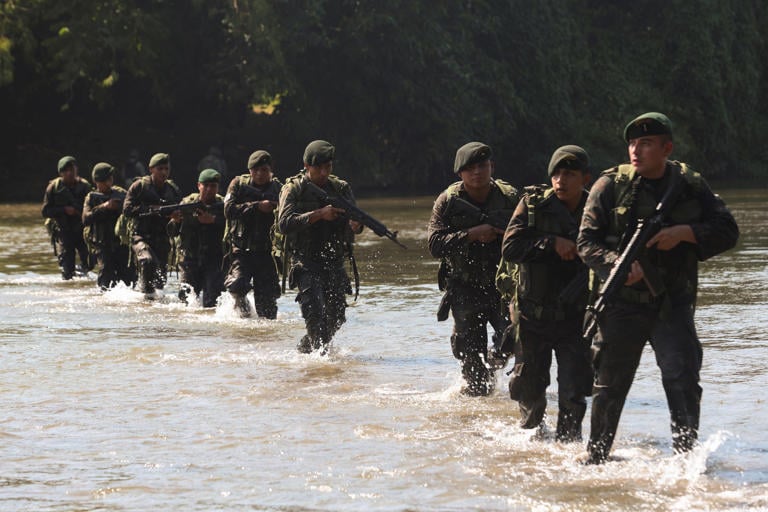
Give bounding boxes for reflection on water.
[0,191,767,511]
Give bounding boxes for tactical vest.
[130,176,181,239]
[280,173,353,266]
[442,179,519,288]
[224,175,282,253]
[515,187,587,320]
[174,192,225,263]
[606,161,705,302]
[84,186,127,251]
[43,177,91,235]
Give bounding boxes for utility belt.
[517,298,568,322]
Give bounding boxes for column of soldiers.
[42,112,739,464]
[41,141,361,356]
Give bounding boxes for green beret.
[303,140,335,166]
[57,155,77,173]
[547,145,590,176]
[198,168,221,184]
[454,142,492,174]
[91,162,115,182]
[247,150,272,169]
[623,112,673,142]
[149,152,170,168]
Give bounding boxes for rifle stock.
[304,180,407,249]
[451,196,510,230]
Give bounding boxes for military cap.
[148,152,170,168]
[623,112,673,142]
[247,150,272,169]
[57,155,77,173]
[547,145,590,176]
[197,168,221,184]
[454,142,492,174]
[91,162,116,182]
[303,140,335,166]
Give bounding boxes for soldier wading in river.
[502,145,593,440]
[428,142,520,396]
[223,150,283,318]
[578,112,739,464]
[42,155,92,280]
[277,140,363,354]
[122,153,182,299]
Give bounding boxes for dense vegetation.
[2,0,766,200]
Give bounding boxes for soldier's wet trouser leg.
[132,237,165,294]
[554,321,593,442]
[252,252,280,319]
[587,304,653,463]
[508,318,551,427]
[297,271,328,352]
[650,302,703,453]
[451,302,493,396]
[57,229,76,279]
[97,249,112,290]
[199,261,224,308]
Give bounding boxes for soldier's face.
[306,161,333,186]
[459,160,493,190]
[150,164,170,186]
[628,135,672,179]
[95,177,113,193]
[249,165,272,186]
[60,165,77,186]
[197,181,218,202]
[551,168,589,207]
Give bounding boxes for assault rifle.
[582,169,683,344]
[239,183,279,212]
[139,200,223,217]
[305,180,407,249]
[90,190,127,202]
[450,196,512,231]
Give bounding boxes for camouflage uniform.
[123,169,182,295]
[223,171,282,318]
[82,163,134,289]
[428,142,520,396]
[167,190,225,308]
[41,156,92,279]
[578,113,739,463]
[277,141,356,354]
[502,145,593,440]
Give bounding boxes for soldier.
[277,140,362,354]
[82,162,135,290]
[427,142,520,396]
[42,155,92,280]
[122,153,182,298]
[223,151,283,318]
[578,112,739,463]
[502,145,593,440]
[167,169,226,308]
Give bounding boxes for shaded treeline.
[1,0,767,201]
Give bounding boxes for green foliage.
[1,0,767,201]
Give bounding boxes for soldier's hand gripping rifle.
[139,201,224,217]
[451,196,512,230]
[582,169,684,344]
[239,184,279,213]
[304,180,407,249]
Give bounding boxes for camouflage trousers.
[224,250,280,318]
[448,283,509,396]
[587,299,702,463]
[507,314,592,441]
[131,236,171,294]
